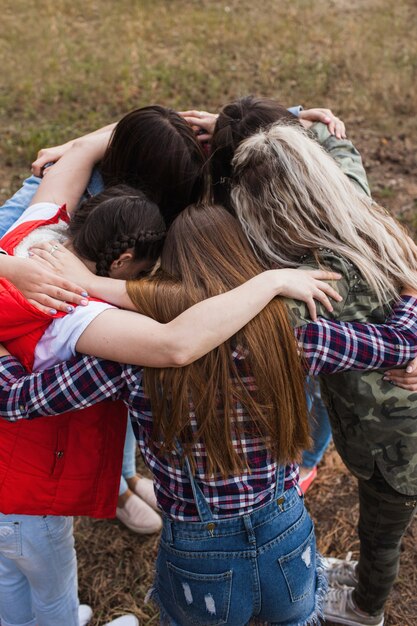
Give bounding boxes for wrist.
[0,255,20,283]
[84,273,103,297]
[263,269,286,297]
[72,135,108,164]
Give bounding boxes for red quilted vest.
[0,205,127,517]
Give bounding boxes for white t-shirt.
[9,201,115,370]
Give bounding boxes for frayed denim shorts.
[151,487,326,626]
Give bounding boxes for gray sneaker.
[324,585,384,626]
[322,551,359,587]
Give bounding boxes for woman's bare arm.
[31,123,116,177]
[30,134,110,213]
[28,242,343,316]
[75,268,342,367]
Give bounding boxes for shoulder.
[34,301,116,370]
[285,250,374,327]
[8,202,62,230]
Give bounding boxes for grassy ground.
[1,0,416,624]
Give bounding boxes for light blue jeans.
[302,378,332,469]
[119,419,137,496]
[0,168,104,238]
[0,514,78,626]
[153,463,326,625]
[0,175,42,237]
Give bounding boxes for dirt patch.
[359,130,417,235]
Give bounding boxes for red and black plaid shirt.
[1,296,416,520]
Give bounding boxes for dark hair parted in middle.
[100,105,208,226]
[68,185,166,277]
[126,204,309,477]
[210,95,298,210]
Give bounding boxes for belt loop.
[164,518,174,544]
[243,514,256,545]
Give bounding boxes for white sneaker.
[78,604,93,626]
[116,492,162,534]
[104,616,139,626]
[324,585,384,626]
[322,551,359,587]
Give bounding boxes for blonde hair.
[231,123,417,305]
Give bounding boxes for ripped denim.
[151,485,326,626]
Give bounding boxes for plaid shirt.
[1,296,416,521]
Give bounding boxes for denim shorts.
[152,488,326,626]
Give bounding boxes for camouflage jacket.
[309,122,371,197]
[287,250,417,496]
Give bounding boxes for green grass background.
[1,0,416,179]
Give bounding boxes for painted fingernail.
[66,305,74,313]
[81,291,89,297]
[49,308,57,315]
[80,299,89,306]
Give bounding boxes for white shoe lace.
[326,584,350,612]
[324,551,358,583]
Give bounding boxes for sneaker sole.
[324,613,384,626]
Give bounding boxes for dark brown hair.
[210,96,298,210]
[68,185,166,276]
[127,204,309,476]
[100,105,207,226]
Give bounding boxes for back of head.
[100,105,207,226]
[68,184,166,276]
[127,203,308,476]
[231,123,417,304]
[210,96,298,209]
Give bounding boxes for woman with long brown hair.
[2,202,417,625]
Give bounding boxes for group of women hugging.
[0,96,416,626]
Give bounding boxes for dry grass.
[1,0,416,174]
[1,1,416,624]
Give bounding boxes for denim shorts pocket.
[0,522,21,557]
[167,561,232,625]
[278,525,316,602]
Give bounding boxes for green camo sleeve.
[309,122,371,197]
[285,253,352,328]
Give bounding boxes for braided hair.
[68,185,166,277]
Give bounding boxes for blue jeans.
[302,378,332,469]
[0,175,41,237]
[152,465,326,625]
[119,419,137,495]
[0,514,78,626]
[0,168,104,238]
